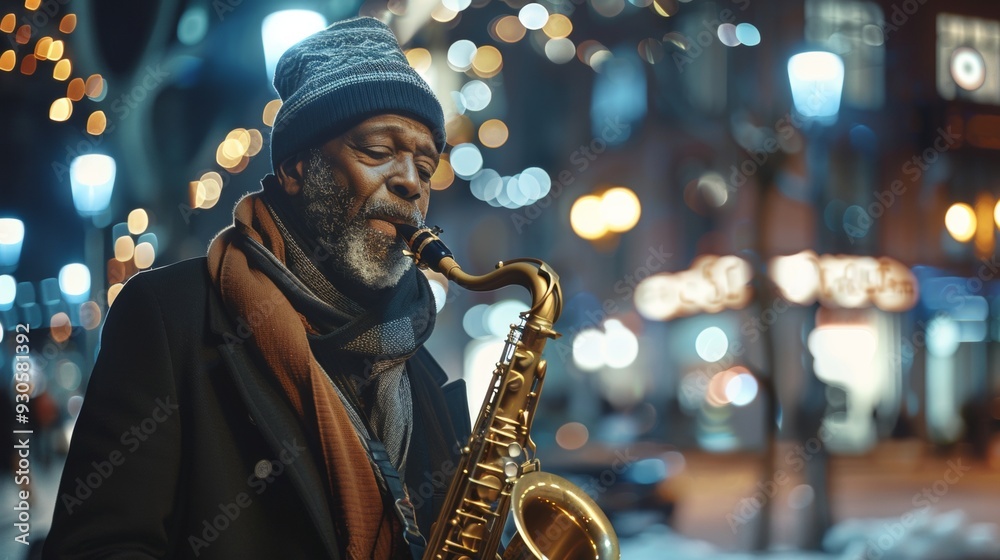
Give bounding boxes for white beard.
[300,149,417,290]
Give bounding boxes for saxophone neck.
[396,224,563,327]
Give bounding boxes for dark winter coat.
[42,256,471,559]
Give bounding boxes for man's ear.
[276,157,306,196]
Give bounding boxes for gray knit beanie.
[269,16,446,172]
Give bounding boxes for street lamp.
[69,154,116,217]
[261,10,327,85]
[788,51,846,124]
[0,218,24,273]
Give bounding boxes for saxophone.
[396,224,620,560]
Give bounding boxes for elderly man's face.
[283,114,439,290]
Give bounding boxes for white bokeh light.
[695,326,729,363]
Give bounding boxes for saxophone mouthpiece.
[396,223,454,271]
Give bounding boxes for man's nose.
[387,155,422,202]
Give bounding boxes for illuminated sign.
[769,251,918,311]
[634,255,753,321]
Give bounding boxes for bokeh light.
[128,209,148,235]
[447,40,477,71]
[449,143,483,178]
[736,23,761,46]
[58,263,90,302]
[478,119,508,148]
[695,326,729,362]
[573,328,606,370]
[262,99,282,127]
[601,187,641,232]
[494,15,526,43]
[405,48,432,73]
[945,202,976,242]
[49,97,72,121]
[430,156,454,190]
[555,422,589,450]
[86,111,107,135]
[114,236,135,262]
[518,3,549,30]
[472,45,502,77]
[545,38,576,64]
[543,13,572,39]
[570,195,607,240]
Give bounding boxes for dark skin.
[277,113,439,238]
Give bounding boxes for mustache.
[359,199,424,229]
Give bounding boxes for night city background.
[2,0,1000,558]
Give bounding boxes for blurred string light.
[69,154,116,216]
[571,319,639,371]
[478,119,508,148]
[787,51,845,120]
[262,99,282,127]
[405,48,432,74]
[128,209,148,235]
[260,10,327,84]
[570,187,641,240]
[0,219,25,271]
[592,0,625,18]
[114,235,135,262]
[945,202,976,242]
[542,14,572,39]
[449,143,483,178]
[492,15,526,43]
[431,3,458,23]
[431,154,454,190]
[441,0,472,11]
[518,3,549,30]
[651,0,679,17]
[545,38,576,64]
[472,45,502,78]
[459,80,491,111]
[447,39,477,71]
[58,263,90,304]
[87,110,107,135]
[468,167,550,209]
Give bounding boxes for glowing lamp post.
[787,51,845,124]
[0,218,24,273]
[261,10,327,85]
[70,154,116,217]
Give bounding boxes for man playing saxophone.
[45,17,470,560]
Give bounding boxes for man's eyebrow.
[356,123,439,159]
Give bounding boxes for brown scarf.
[207,191,400,559]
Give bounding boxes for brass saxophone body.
[396,224,619,560]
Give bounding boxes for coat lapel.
[208,286,341,560]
